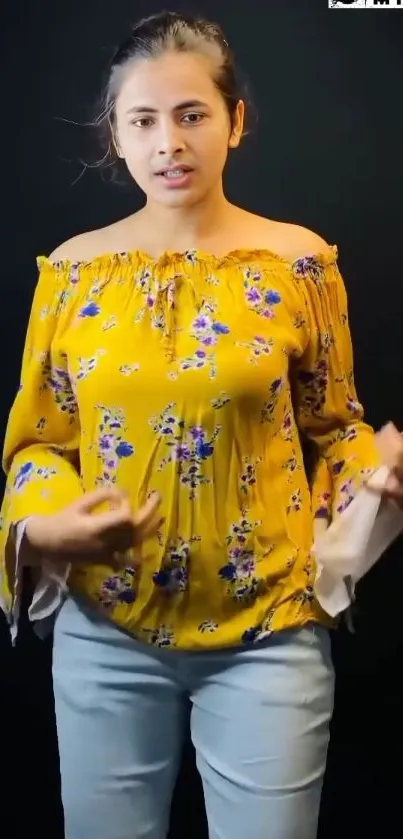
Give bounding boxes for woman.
[1,11,402,839]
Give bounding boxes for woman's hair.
[95,10,251,177]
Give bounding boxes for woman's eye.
[132,117,154,128]
[182,112,204,124]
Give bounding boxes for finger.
[109,505,164,550]
[132,492,162,529]
[91,492,161,534]
[74,487,127,514]
[132,516,165,546]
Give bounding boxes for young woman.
[1,11,402,839]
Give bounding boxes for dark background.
[1,1,403,836]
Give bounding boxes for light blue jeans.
[52,597,335,839]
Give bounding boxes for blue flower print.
[115,441,134,458]
[14,462,35,491]
[13,461,57,492]
[191,302,230,348]
[153,537,200,595]
[243,270,282,319]
[212,321,230,336]
[194,428,214,459]
[219,512,266,604]
[149,404,221,498]
[99,567,137,609]
[95,406,135,484]
[265,290,281,305]
[79,301,100,318]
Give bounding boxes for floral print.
[240,457,261,496]
[40,352,78,422]
[99,566,137,608]
[119,363,140,376]
[153,536,201,594]
[190,301,230,347]
[13,461,57,492]
[139,626,176,648]
[243,268,282,319]
[76,351,106,381]
[236,336,274,365]
[198,620,219,634]
[149,404,220,498]
[0,245,381,649]
[219,513,266,604]
[179,348,217,379]
[95,406,134,485]
[211,392,231,410]
[261,378,283,423]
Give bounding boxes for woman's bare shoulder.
[47,216,136,263]
[241,212,330,263]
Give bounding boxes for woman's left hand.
[373,422,403,506]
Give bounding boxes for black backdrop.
[1,1,403,837]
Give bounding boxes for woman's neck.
[133,187,239,256]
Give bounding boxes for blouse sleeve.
[291,249,381,524]
[0,258,83,623]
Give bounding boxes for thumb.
[73,487,127,514]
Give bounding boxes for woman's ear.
[229,99,245,149]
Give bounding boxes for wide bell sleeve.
[0,258,83,626]
[291,249,380,525]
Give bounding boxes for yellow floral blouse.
[0,245,380,649]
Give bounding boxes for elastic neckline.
[36,244,338,272]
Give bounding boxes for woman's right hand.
[24,487,162,565]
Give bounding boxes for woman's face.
[114,51,244,209]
